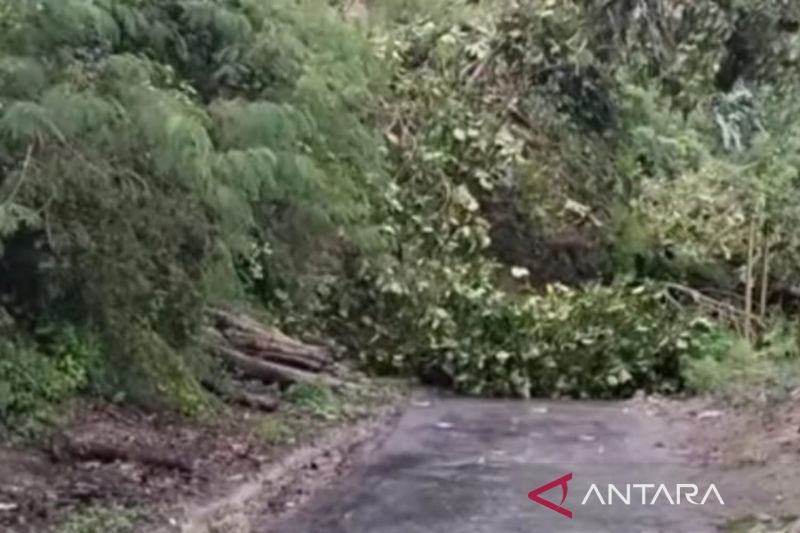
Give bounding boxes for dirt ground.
[632,391,800,467]
[629,392,800,531]
[1,402,277,531]
[0,380,402,533]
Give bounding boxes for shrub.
[59,505,139,533]
[0,328,95,436]
[683,320,800,398]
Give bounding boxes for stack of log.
[203,308,341,392]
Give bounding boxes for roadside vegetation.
[1,0,800,437]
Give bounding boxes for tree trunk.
[204,308,343,388]
[207,341,341,388]
[209,308,332,368]
[221,330,326,372]
[53,425,193,473]
[759,234,770,319]
[744,217,756,342]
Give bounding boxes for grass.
[683,321,800,402]
[257,417,297,446]
[254,378,403,446]
[285,382,343,420]
[58,504,141,533]
[726,515,800,533]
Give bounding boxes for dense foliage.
[331,0,800,399]
[0,0,386,424]
[2,0,800,431]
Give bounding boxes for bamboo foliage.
[0,0,387,410]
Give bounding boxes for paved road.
[267,396,799,533]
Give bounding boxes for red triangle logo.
[528,473,573,519]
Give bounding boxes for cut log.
[53,424,192,473]
[209,308,332,366]
[221,330,326,372]
[203,310,344,387]
[207,341,341,388]
[208,308,306,347]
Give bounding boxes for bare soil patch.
[630,392,800,523]
[631,392,800,466]
[0,381,403,532]
[1,402,274,532]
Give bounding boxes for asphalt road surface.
[267,396,799,533]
